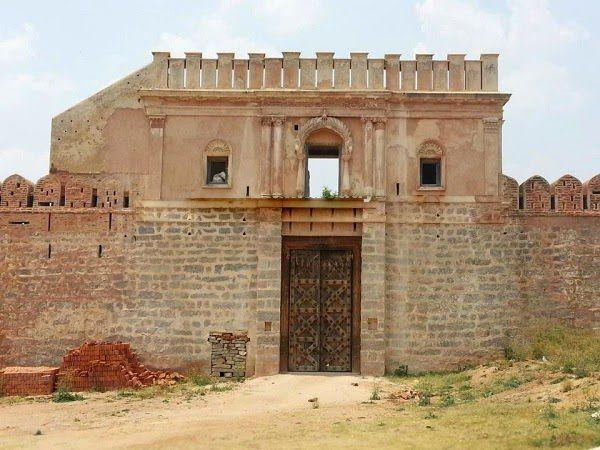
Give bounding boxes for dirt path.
[0,374,382,449]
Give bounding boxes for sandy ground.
[0,374,382,450]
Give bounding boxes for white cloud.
[415,0,505,53]
[155,0,321,57]
[0,23,75,180]
[0,23,36,66]
[0,147,48,182]
[156,11,272,57]
[257,0,321,35]
[413,0,589,110]
[0,73,75,109]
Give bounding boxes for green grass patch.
[209,384,233,393]
[502,377,522,389]
[394,371,472,397]
[189,374,213,387]
[505,323,600,373]
[52,389,84,403]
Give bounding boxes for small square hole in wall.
[367,318,378,331]
[264,321,272,332]
[206,156,229,184]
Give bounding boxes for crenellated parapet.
[551,174,583,212]
[583,174,600,211]
[502,173,600,215]
[151,51,500,92]
[520,175,552,212]
[33,174,62,207]
[0,174,34,208]
[0,173,131,211]
[500,174,519,211]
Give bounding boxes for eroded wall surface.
[124,207,260,373]
[0,212,133,367]
[1,203,597,375]
[383,203,599,373]
[0,206,261,375]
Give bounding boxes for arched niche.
[203,139,233,188]
[294,115,353,197]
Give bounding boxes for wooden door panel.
[288,250,320,372]
[320,251,352,372]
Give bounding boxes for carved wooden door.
[288,249,352,372]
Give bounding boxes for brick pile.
[208,331,249,377]
[0,366,59,396]
[58,341,184,391]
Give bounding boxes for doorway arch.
[294,115,353,197]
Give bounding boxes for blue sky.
[0,0,598,186]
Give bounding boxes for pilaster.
[340,152,351,198]
[361,201,386,376]
[271,117,285,198]
[483,118,503,196]
[255,207,282,376]
[374,118,387,199]
[260,117,273,197]
[362,118,374,196]
[147,115,166,200]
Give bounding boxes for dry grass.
[504,322,600,375]
[381,325,600,449]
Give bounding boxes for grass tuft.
[189,374,213,387]
[52,389,84,403]
[370,386,381,401]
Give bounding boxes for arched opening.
[294,115,353,198]
[305,128,343,198]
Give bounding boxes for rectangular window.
[206,156,229,184]
[306,145,340,198]
[420,158,441,187]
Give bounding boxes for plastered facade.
[1,51,598,376]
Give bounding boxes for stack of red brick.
[58,341,184,391]
[0,366,59,396]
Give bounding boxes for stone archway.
[294,115,353,197]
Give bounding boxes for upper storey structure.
[50,51,509,203]
[149,52,499,91]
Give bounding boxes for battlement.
[0,173,130,210]
[502,173,600,214]
[0,173,133,236]
[151,52,499,92]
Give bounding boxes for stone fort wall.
[0,172,598,375]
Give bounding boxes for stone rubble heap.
[0,366,59,396]
[208,331,249,377]
[58,341,184,391]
